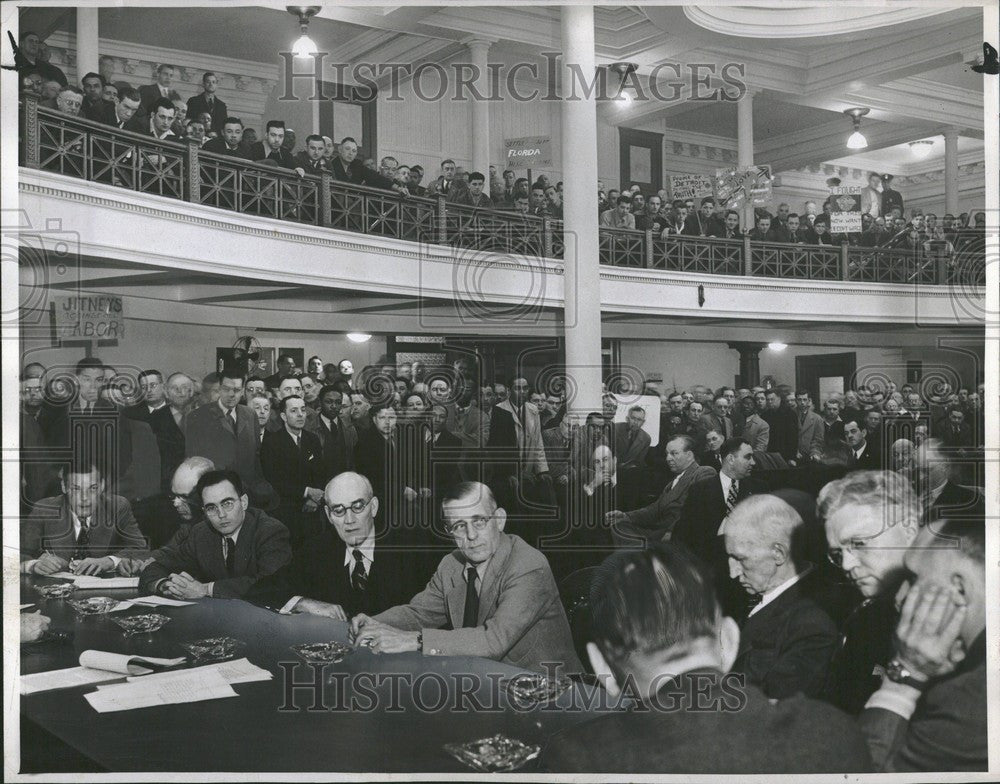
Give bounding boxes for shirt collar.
[69,508,92,533]
[465,556,492,582]
[218,399,235,416]
[343,531,376,568]
[225,525,243,544]
[284,424,302,442]
[749,565,814,617]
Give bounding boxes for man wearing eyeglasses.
[350,481,581,675]
[138,469,291,599]
[246,472,423,618]
[21,460,149,576]
[818,470,921,714]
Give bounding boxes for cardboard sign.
[830,186,862,233]
[715,165,773,208]
[669,173,714,201]
[53,295,125,340]
[504,137,553,169]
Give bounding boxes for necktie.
[224,536,236,576]
[462,566,479,628]
[725,480,739,512]
[351,549,367,593]
[74,518,92,560]
[227,408,237,432]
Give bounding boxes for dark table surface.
[20,574,615,773]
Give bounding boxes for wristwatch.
[884,659,929,691]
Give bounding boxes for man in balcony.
[452,171,494,209]
[52,86,83,117]
[16,31,67,87]
[249,120,305,176]
[202,117,250,159]
[98,86,141,132]
[660,200,687,236]
[860,171,883,218]
[712,210,741,240]
[424,158,458,199]
[80,72,114,123]
[600,195,635,229]
[294,134,330,175]
[748,213,776,242]
[186,71,228,136]
[329,136,394,189]
[144,97,177,140]
[880,174,904,218]
[807,216,837,245]
[138,63,181,113]
[408,165,427,196]
[784,213,808,244]
[683,196,720,237]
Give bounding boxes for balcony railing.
[20,97,985,288]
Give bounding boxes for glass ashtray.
[180,636,246,663]
[68,596,121,615]
[444,733,541,772]
[291,641,353,664]
[111,613,171,636]
[35,583,76,599]
[503,673,574,705]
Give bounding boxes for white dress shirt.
[747,565,814,618]
[280,531,375,614]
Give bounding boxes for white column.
[944,128,960,215]
[465,38,492,178]
[560,5,603,417]
[75,7,99,80]
[737,88,756,230]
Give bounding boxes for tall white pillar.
[465,38,492,179]
[737,88,756,230]
[560,5,603,417]
[76,7,99,80]
[944,128,960,215]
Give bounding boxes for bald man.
[726,495,839,700]
[245,471,424,617]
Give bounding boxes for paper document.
[130,595,195,607]
[21,666,127,695]
[79,650,186,674]
[20,604,35,610]
[49,573,140,589]
[85,668,238,713]
[121,657,271,686]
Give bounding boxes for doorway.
[618,127,663,196]
[795,352,857,405]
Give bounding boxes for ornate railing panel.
[19,97,986,289]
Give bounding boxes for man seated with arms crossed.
[21,459,148,576]
[859,518,986,772]
[542,543,872,773]
[247,472,425,617]
[139,469,291,599]
[350,481,581,674]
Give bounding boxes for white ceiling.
[827,134,984,172]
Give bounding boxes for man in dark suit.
[541,543,873,774]
[913,439,984,526]
[683,197,722,237]
[20,460,148,576]
[139,469,291,599]
[100,86,144,131]
[352,481,582,675]
[185,71,227,135]
[307,385,357,484]
[725,495,839,699]
[184,370,271,506]
[428,403,462,494]
[247,120,304,173]
[145,371,194,493]
[294,133,330,175]
[761,389,798,462]
[935,407,973,449]
[675,438,762,616]
[201,117,251,159]
[329,136,394,189]
[137,63,181,113]
[80,72,115,124]
[260,395,325,545]
[246,472,424,617]
[608,435,717,545]
[845,418,880,469]
[124,369,168,422]
[128,455,214,557]
[613,405,651,469]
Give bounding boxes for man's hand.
[295,167,306,177]
[70,556,115,575]
[894,581,968,681]
[403,486,418,502]
[305,487,325,504]
[296,598,347,621]
[162,572,210,599]
[21,612,51,643]
[349,613,374,643]
[418,487,433,499]
[33,553,69,575]
[557,474,569,486]
[355,624,420,654]
[117,557,151,576]
[605,510,629,526]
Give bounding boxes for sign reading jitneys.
[504,136,553,169]
[54,295,126,339]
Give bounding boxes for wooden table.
[19,575,614,773]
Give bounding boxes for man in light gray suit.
[606,435,717,546]
[737,395,770,453]
[350,481,581,674]
[795,390,826,462]
[613,405,652,469]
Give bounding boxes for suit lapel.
[233,510,257,575]
[446,563,466,628]
[475,534,513,624]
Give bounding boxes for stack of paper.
[50,572,141,589]
[20,650,187,695]
[108,657,272,687]
[130,595,196,607]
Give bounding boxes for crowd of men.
[18,347,987,771]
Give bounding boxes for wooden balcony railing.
[20,97,986,289]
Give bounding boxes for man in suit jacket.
[609,435,716,545]
[845,418,880,470]
[306,385,357,483]
[761,389,799,462]
[487,378,549,488]
[859,520,986,772]
[613,405,651,469]
[201,117,251,159]
[184,371,270,505]
[542,543,873,774]
[726,496,839,700]
[352,481,582,675]
[795,391,826,462]
[935,407,973,449]
[21,461,148,576]
[260,395,326,545]
[247,120,304,173]
[138,63,181,113]
[139,469,291,599]
[185,71,227,135]
[329,136,394,189]
[737,396,770,452]
[246,472,426,616]
[699,397,735,443]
